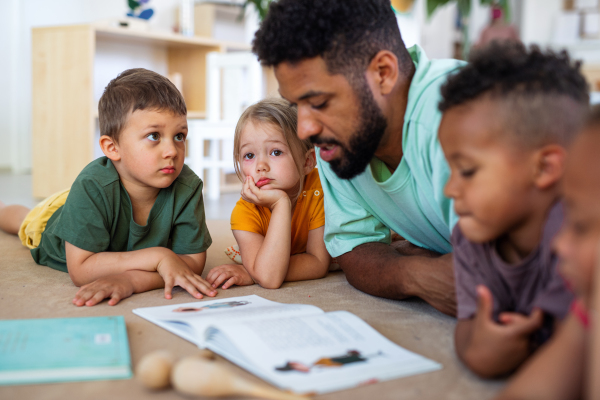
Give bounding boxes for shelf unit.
[31,24,250,198]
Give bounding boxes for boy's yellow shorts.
[18,189,70,249]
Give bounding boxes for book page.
[132,295,323,347]
[206,311,441,394]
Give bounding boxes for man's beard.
[312,81,387,180]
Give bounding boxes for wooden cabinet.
[31,24,249,198]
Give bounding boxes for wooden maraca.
[136,349,215,389]
[136,349,176,389]
[171,355,308,400]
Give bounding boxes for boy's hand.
[241,176,290,211]
[156,252,217,300]
[206,264,255,289]
[466,285,543,374]
[72,273,135,307]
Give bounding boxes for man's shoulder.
[406,46,465,127]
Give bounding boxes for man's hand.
[410,253,456,316]
[156,252,217,300]
[241,176,290,211]
[463,285,544,378]
[72,273,135,307]
[206,264,255,289]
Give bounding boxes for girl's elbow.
[252,271,283,289]
[256,277,284,289]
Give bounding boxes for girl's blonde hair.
[233,98,313,202]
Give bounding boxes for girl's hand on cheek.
[241,176,290,211]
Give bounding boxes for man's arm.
[337,242,456,316]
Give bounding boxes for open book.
[133,295,441,395]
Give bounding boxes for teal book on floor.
[0,316,132,385]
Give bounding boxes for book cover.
[0,315,132,385]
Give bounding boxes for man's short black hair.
[439,41,590,146]
[252,0,414,81]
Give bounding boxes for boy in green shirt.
[0,68,215,306]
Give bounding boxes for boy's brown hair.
[98,68,187,142]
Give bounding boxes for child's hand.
[72,273,135,307]
[467,285,543,370]
[241,176,291,211]
[156,253,217,300]
[206,264,255,289]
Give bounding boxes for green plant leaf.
[427,0,452,18]
[127,0,140,11]
[457,0,470,16]
[242,0,274,21]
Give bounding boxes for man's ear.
[366,50,399,97]
[303,148,317,175]
[534,144,566,190]
[99,135,121,162]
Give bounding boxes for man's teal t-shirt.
[317,45,464,257]
[31,157,212,272]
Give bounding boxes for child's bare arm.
[233,216,291,289]
[496,314,585,400]
[73,270,164,306]
[455,285,543,378]
[66,242,215,299]
[284,226,330,282]
[206,264,255,289]
[233,177,294,289]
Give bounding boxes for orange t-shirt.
[230,168,325,255]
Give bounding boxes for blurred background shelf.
[32,24,247,198]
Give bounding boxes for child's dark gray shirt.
[452,203,573,343]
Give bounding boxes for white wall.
[396,0,457,60]
[521,0,563,46]
[1,0,244,174]
[396,0,493,60]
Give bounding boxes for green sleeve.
[51,177,113,253]
[170,179,212,255]
[317,157,390,258]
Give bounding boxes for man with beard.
[252,0,463,316]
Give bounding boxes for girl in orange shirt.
[206,98,331,289]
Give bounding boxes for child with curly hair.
[438,42,589,378]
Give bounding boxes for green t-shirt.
[31,157,212,272]
[317,45,464,257]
